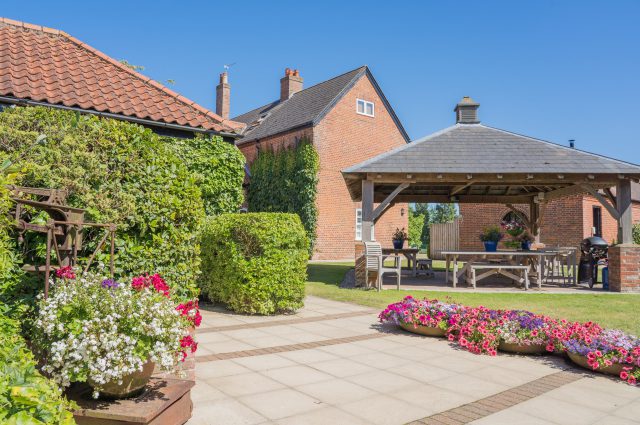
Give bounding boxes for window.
[356,99,375,117]
[355,208,374,241]
[593,206,602,237]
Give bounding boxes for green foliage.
[247,141,319,253]
[408,210,425,249]
[0,311,75,424]
[199,213,308,314]
[479,225,504,242]
[634,223,640,245]
[0,106,214,300]
[162,134,245,216]
[430,203,458,224]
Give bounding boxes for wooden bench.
[469,263,530,290]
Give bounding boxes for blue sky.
[6,1,640,163]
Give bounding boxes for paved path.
[189,296,640,425]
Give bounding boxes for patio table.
[442,250,563,289]
[382,247,419,277]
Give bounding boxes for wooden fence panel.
[430,218,460,260]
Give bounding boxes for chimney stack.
[280,68,303,101]
[216,72,230,119]
[454,96,480,124]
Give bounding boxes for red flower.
[55,266,76,280]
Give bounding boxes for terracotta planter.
[399,322,446,337]
[567,352,624,376]
[498,340,547,355]
[89,360,155,399]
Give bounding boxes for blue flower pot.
[483,241,498,252]
[521,240,532,251]
[393,240,404,249]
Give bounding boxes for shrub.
[247,141,319,253]
[634,223,640,245]
[162,134,245,216]
[0,106,220,299]
[0,307,75,424]
[199,213,308,314]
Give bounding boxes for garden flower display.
[33,270,200,398]
[496,310,557,348]
[378,295,462,330]
[447,306,501,355]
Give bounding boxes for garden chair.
[364,241,401,291]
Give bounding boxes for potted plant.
[563,329,639,377]
[379,296,462,337]
[33,269,200,399]
[479,225,503,252]
[520,232,535,250]
[496,311,555,354]
[392,227,408,249]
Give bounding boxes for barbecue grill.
[578,236,608,288]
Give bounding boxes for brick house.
[224,67,410,260]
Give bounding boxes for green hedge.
[199,213,308,314]
[247,141,319,253]
[0,309,75,424]
[634,223,640,245]
[0,107,243,301]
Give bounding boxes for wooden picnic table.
[441,250,568,289]
[382,247,419,277]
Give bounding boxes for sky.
[5,1,640,163]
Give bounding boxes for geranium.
[131,273,170,297]
[55,265,76,280]
[33,272,195,398]
[176,300,202,328]
[379,296,462,330]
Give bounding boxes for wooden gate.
[429,218,460,260]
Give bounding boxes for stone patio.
[188,296,640,425]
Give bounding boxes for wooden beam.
[372,183,409,222]
[450,182,473,196]
[580,183,620,220]
[542,184,588,201]
[604,188,617,210]
[383,194,535,204]
[361,180,374,242]
[362,172,627,185]
[616,180,633,244]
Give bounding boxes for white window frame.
[356,98,375,117]
[355,208,374,241]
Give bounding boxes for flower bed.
[33,269,200,398]
[380,296,640,386]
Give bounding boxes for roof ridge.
[0,16,243,133]
[481,124,640,170]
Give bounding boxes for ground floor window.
[355,208,374,241]
[593,206,602,237]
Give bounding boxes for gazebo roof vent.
[454,96,480,124]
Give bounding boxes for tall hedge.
[162,134,245,216]
[247,141,319,253]
[199,213,308,314]
[0,107,241,300]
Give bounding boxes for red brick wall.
[459,196,640,250]
[609,244,640,292]
[237,74,408,260]
[313,74,408,260]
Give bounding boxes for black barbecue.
[578,236,609,288]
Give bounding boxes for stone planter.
[567,352,624,376]
[498,340,547,355]
[399,322,446,337]
[89,360,155,399]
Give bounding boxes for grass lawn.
[306,262,640,336]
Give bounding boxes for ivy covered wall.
[247,140,319,252]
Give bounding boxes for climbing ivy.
[247,140,319,253]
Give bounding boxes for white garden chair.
[364,242,401,291]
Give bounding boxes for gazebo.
[342,97,640,292]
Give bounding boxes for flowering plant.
[501,219,525,237]
[33,270,200,398]
[379,296,462,330]
[496,310,559,350]
[479,225,504,243]
[392,227,409,242]
[447,306,500,355]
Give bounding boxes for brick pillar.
[608,244,640,293]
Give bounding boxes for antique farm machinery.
[9,185,116,297]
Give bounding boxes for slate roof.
[233,66,409,143]
[0,17,243,134]
[343,123,640,175]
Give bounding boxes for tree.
[408,210,424,249]
[430,203,457,224]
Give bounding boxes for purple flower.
[101,279,119,290]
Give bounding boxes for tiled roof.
[344,123,640,175]
[0,17,243,134]
[233,66,409,143]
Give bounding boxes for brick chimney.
[280,68,303,101]
[216,72,230,119]
[454,96,480,124]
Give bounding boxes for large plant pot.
[399,322,446,337]
[567,352,624,376]
[498,340,547,355]
[521,241,532,251]
[483,241,498,252]
[89,360,155,399]
[393,239,404,249]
